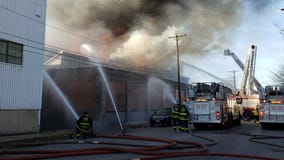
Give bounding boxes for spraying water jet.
[43,69,79,120]
[181,60,233,88]
[147,77,177,106]
[80,44,126,135]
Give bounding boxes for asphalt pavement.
[0,121,283,160]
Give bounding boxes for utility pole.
[169,33,186,105]
[230,70,238,94]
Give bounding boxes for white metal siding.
[0,0,46,110]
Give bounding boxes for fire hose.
[248,134,284,149]
[0,133,282,160]
[0,134,207,160]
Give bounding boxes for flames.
[46,0,249,70]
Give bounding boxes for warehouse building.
[42,51,190,132]
[0,0,46,134]
[0,0,190,134]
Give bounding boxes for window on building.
[0,40,23,65]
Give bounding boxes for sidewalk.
[0,129,73,147]
[0,124,149,148]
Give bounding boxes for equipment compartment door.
[194,102,210,114]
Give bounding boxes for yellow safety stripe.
[76,125,90,133]
[80,122,90,126]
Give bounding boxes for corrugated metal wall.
[0,0,46,109]
[0,0,46,134]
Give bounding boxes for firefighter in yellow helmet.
[75,112,95,138]
[171,104,180,132]
[179,105,189,132]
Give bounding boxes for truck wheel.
[193,123,206,130]
[229,113,233,127]
[167,120,172,126]
[236,112,241,125]
[261,123,270,129]
[224,113,233,129]
[150,121,155,127]
[243,110,253,120]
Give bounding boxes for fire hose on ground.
[0,133,282,160]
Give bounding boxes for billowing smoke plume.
[46,0,244,70]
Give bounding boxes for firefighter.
[75,112,95,139]
[179,105,189,133]
[171,104,180,132]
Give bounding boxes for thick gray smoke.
[46,0,244,69]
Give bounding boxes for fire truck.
[235,94,261,120]
[224,45,264,120]
[185,82,240,129]
[259,85,284,128]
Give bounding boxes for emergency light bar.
[196,98,207,102]
[270,100,282,104]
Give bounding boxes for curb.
[0,130,73,147]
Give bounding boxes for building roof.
[44,48,190,84]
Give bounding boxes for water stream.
[147,77,177,105]
[43,69,79,120]
[97,66,125,133]
[81,44,125,133]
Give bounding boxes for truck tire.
[229,113,233,127]
[224,113,233,128]
[243,110,253,120]
[236,112,241,125]
[261,123,270,129]
[150,121,155,127]
[193,123,207,130]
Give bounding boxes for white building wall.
[0,0,46,134]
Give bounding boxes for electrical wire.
[0,2,159,51]
[0,3,178,77]
[1,30,178,78]
[0,3,197,81]
[111,0,154,24]
[0,4,106,45]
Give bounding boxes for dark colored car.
[149,108,172,127]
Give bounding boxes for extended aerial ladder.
[224,45,264,120]
[224,46,264,99]
[240,45,256,96]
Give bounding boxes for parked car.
[149,108,172,127]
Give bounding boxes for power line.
[0,4,107,45]
[111,0,154,24]
[0,30,177,78]
[0,3,147,53]
[111,0,171,30]
[0,13,176,76]
[0,3,194,80]
[0,3,168,64]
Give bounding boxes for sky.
[45,0,284,90]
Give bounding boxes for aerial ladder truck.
[185,82,240,129]
[224,45,264,120]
